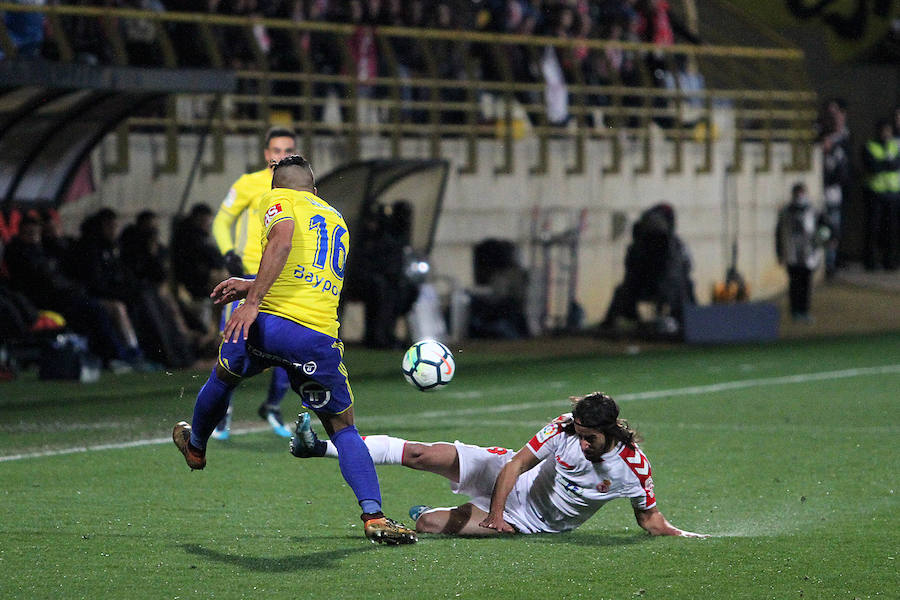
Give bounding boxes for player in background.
[292,392,707,538]
[173,155,417,545]
[210,127,298,439]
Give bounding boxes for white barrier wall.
[74,117,821,327]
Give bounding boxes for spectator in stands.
[347,0,380,121]
[64,0,114,64]
[539,5,579,126]
[599,203,696,336]
[120,0,166,66]
[119,210,165,285]
[776,183,831,323]
[507,1,542,108]
[816,98,851,279]
[431,0,468,124]
[171,203,227,343]
[67,208,167,369]
[1,0,46,59]
[344,201,420,348]
[384,0,427,122]
[3,213,143,368]
[39,208,74,271]
[120,210,198,367]
[303,0,345,122]
[468,238,530,340]
[861,118,900,271]
[164,0,217,67]
[636,0,675,49]
[67,209,135,303]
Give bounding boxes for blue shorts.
[218,312,353,415]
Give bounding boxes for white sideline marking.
[410,364,900,420]
[0,424,272,463]
[2,364,898,463]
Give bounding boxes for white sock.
[324,434,408,464]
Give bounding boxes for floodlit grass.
[1,333,898,599]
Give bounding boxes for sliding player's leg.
[412,503,503,536]
[292,423,461,482]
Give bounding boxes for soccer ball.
[401,339,455,392]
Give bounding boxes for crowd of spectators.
[3,1,694,126]
[0,205,225,375]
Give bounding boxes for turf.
[1,333,898,599]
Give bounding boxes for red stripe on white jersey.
[618,446,656,506]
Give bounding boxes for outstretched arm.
[480,447,541,533]
[633,506,708,538]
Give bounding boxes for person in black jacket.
[171,203,227,342]
[66,208,151,365]
[172,203,227,300]
[120,210,197,368]
[600,203,696,335]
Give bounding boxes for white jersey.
[451,414,656,534]
[520,414,656,532]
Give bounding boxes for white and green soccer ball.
[401,339,455,392]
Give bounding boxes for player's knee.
[414,509,443,534]
[402,442,439,470]
[214,364,241,387]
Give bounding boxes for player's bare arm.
[633,506,709,538]
[480,447,540,533]
[222,219,294,342]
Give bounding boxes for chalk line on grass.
[2,364,898,463]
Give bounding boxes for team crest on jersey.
[596,479,611,493]
[302,361,317,375]
[264,203,284,227]
[643,476,654,493]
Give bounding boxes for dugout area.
[315,158,449,260]
[0,60,234,212]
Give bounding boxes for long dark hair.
[570,392,640,452]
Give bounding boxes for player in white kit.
[291,392,708,537]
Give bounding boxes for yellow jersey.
[212,168,271,274]
[258,188,348,338]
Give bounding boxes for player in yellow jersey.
[210,127,297,439]
[173,155,417,545]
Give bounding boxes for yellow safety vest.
[866,140,900,193]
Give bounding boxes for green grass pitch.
[1,333,897,599]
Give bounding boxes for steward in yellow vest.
[861,119,900,270]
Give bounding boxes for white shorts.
[449,441,546,534]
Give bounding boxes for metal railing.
[0,3,817,175]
